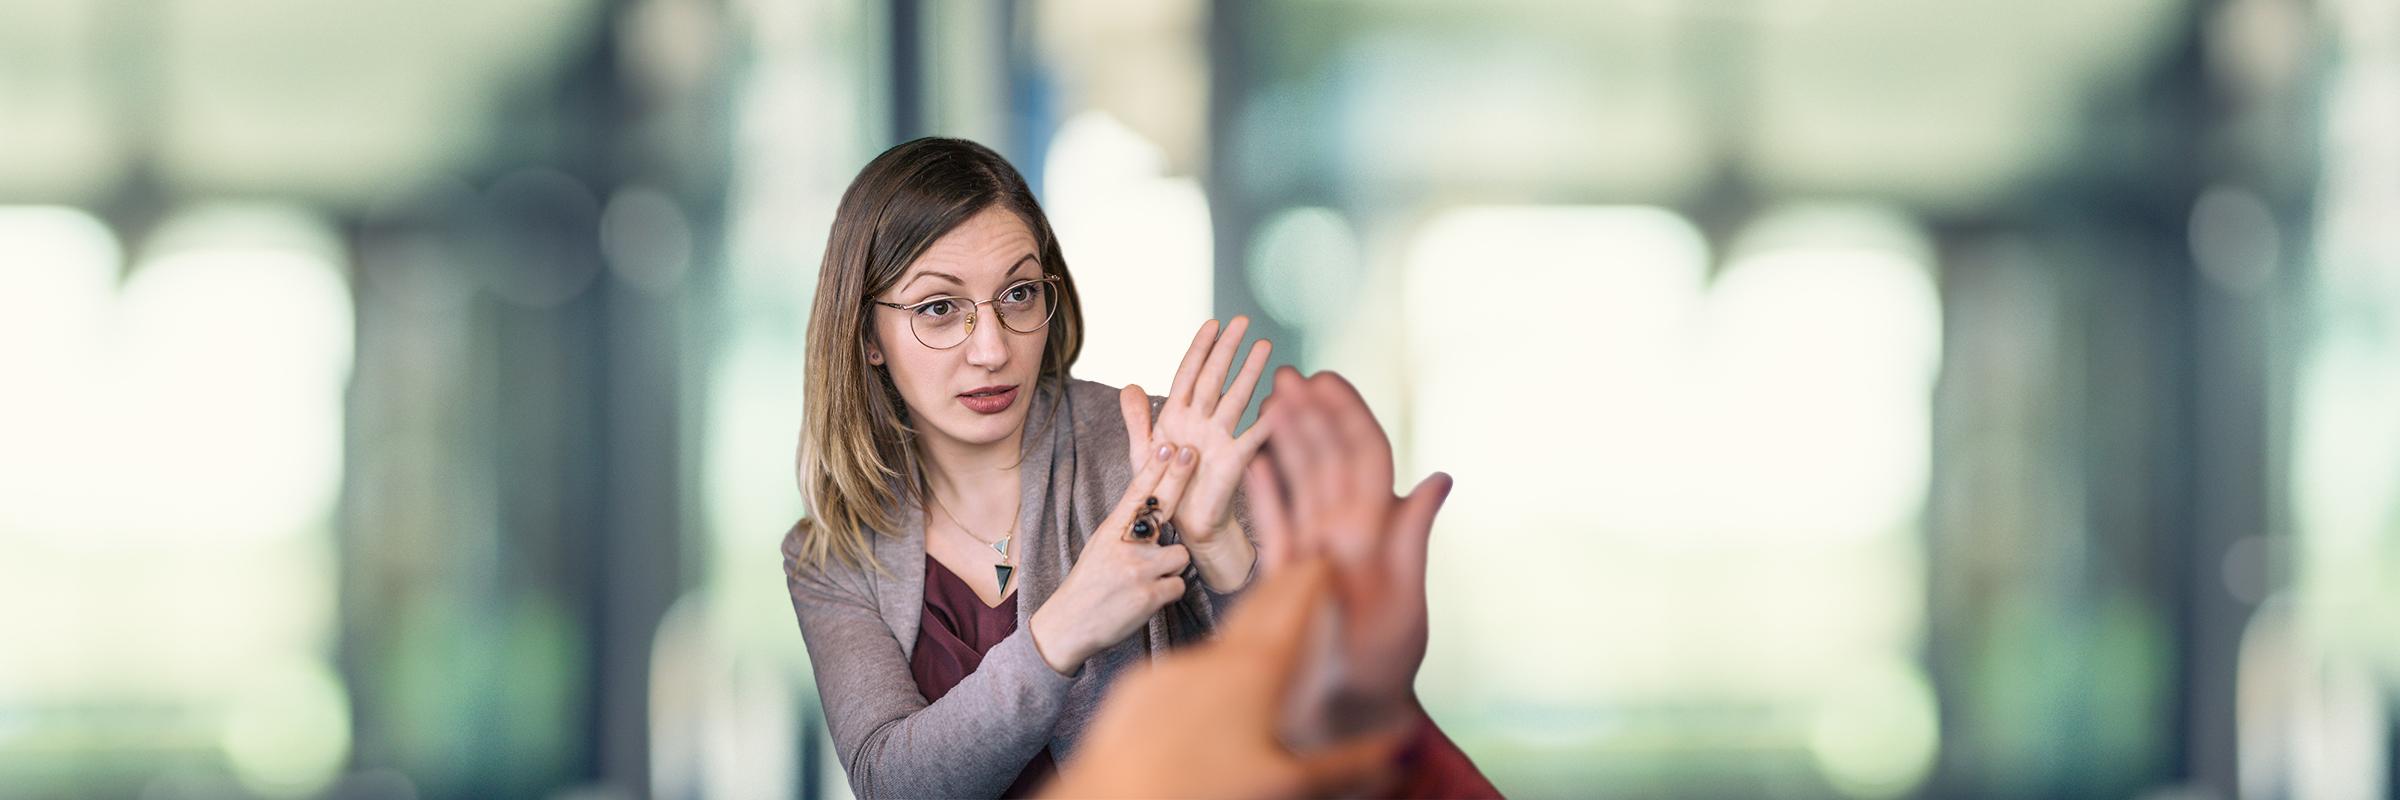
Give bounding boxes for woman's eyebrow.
[897,255,1035,296]
[899,270,965,291]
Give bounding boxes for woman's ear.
[864,332,886,366]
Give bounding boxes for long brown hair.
[792,137,1084,571]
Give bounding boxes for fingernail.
[1178,446,1196,463]
[1157,444,1173,461]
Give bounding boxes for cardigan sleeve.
[782,525,1077,799]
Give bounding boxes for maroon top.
[909,560,1494,799]
[1397,713,1505,799]
[909,559,1058,797]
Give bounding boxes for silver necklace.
[928,492,1018,591]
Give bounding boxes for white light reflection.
[0,203,352,799]
[1043,111,1212,391]
[114,212,355,542]
[1809,655,1941,798]
[1404,203,1942,798]
[1707,203,1942,541]
[0,206,121,535]
[221,657,353,797]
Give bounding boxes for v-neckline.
[927,551,1017,610]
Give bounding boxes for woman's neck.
[917,426,1025,520]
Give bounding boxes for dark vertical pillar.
[2153,15,2252,798]
[1205,0,1288,414]
[566,28,687,800]
[889,0,925,143]
[336,19,690,797]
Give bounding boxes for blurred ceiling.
[0,0,599,207]
[1221,0,2189,211]
[0,0,2191,212]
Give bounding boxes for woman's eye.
[915,300,956,317]
[1004,283,1039,303]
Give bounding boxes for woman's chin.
[926,405,1028,448]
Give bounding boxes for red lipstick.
[958,384,1019,414]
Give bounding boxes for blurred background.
[1,0,2396,798]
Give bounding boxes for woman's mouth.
[957,384,1019,415]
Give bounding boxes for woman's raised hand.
[1118,317,1274,552]
[1028,443,1202,676]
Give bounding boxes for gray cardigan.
[781,377,1240,798]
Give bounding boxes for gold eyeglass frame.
[869,274,1062,350]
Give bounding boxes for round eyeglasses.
[870,275,1061,350]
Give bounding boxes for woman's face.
[867,204,1051,452]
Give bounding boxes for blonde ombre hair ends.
[792,138,1084,571]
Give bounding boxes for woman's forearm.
[787,557,1076,799]
[835,627,1074,798]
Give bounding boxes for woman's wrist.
[1185,521,1257,593]
[1027,607,1086,676]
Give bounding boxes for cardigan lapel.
[1013,378,1071,633]
[875,377,1070,661]
[871,499,928,661]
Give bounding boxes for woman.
[779,137,1273,798]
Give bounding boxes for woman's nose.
[962,307,1009,369]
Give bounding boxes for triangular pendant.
[994,563,1014,590]
[991,536,1010,557]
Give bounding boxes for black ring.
[1132,504,1167,539]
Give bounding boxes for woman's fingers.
[1147,573,1190,607]
[1118,383,1154,467]
[1122,445,1199,542]
[1181,404,1268,527]
[1228,397,1274,462]
[1190,315,1252,418]
[1105,444,1178,532]
[1150,445,1201,525]
[1145,542,1193,578]
[1166,319,1220,406]
[1214,338,1274,429]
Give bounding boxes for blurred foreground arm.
[1044,368,1505,800]
[1246,368,1503,798]
[1041,559,1403,799]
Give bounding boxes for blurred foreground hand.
[1041,559,1404,799]
[1248,368,1453,739]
